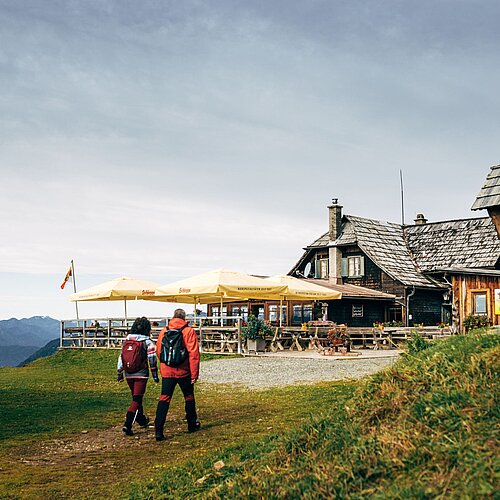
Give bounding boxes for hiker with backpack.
[154,308,200,442]
[117,316,159,436]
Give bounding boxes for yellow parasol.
[155,269,287,302]
[69,276,160,320]
[154,269,288,323]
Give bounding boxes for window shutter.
[359,256,365,276]
[341,258,348,277]
[314,260,321,278]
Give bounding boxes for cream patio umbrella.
[264,275,342,326]
[69,276,160,320]
[154,269,288,323]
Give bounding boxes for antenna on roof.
[400,169,405,226]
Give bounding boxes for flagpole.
[71,259,79,321]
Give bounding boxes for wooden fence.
[60,318,454,354]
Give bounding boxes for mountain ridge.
[0,316,60,367]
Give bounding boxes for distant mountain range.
[18,338,60,367]
[0,316,59,367]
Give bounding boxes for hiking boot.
[122,425,134,436]
[123,411,135,436]
[155,433,166,442]
[136,414,150,428]
[188,421,201,433]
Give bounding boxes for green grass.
[0,349,354,498]
[0,351,237,442]
[135,332,499,499]
[1,333,497,499]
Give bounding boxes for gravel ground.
[200,356,397,389]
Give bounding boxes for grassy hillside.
[136,332,499,498]
[0,350,354,498]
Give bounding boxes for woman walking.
[117,316,159,436]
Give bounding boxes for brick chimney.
[414,213,428,225]
[328,199,343,284]
[328,198,343,241]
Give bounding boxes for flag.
[60,265,72,290]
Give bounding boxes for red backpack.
[121,339,147,373]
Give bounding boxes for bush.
[241,314,273,340]
[404,332,430,354]
[463,314,491,332]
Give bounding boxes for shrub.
[241,314,273,340]
[404,332,430,354]
[463,314,490,332]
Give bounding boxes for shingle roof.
[305,220,357,248]
[298,213,500,288]
[307,231,329,248]
[304,279,396,300]
[405,217,500,271]
[472,165,500,210]
[345,215,437,287]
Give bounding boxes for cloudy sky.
[0,0,498,320]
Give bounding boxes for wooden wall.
[451,274,500,329]
[409,289,444,326]
[487,207,500,238]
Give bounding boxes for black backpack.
[160,325,188,367]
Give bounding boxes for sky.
[0,0,498,320]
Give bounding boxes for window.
[269,305,278,323]
[348,256,363,277]
[315,258,329,278]
[320,259,329,279]
[292,305,302,325]
[303,305,313,322]
[341,256,365,277]
[352,304,364,318]
[240,306,249,322]
[280,305,287,324]
[473,292,487,315]
[211,306,219,325]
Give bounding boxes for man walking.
[154,308,201,441]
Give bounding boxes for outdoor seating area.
[60,317,454,354]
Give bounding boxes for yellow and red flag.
[60,265,72,290]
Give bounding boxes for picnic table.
[269,327,309,352]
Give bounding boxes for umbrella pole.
[220,295,223,327]
[279,297,283,327]
[124,299,127,325]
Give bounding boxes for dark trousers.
[154,376,197,433]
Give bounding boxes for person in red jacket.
[154,308,201,441]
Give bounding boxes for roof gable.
[345,215,436,287]
[298,213,499,287]
[472,165,500,210]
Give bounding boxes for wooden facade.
[451,272,500,329]
[288,200,499,329]
[487,207,500,238]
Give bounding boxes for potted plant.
[242,314,272,353]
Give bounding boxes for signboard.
[352,305,364,318]
[495,289,500,315]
